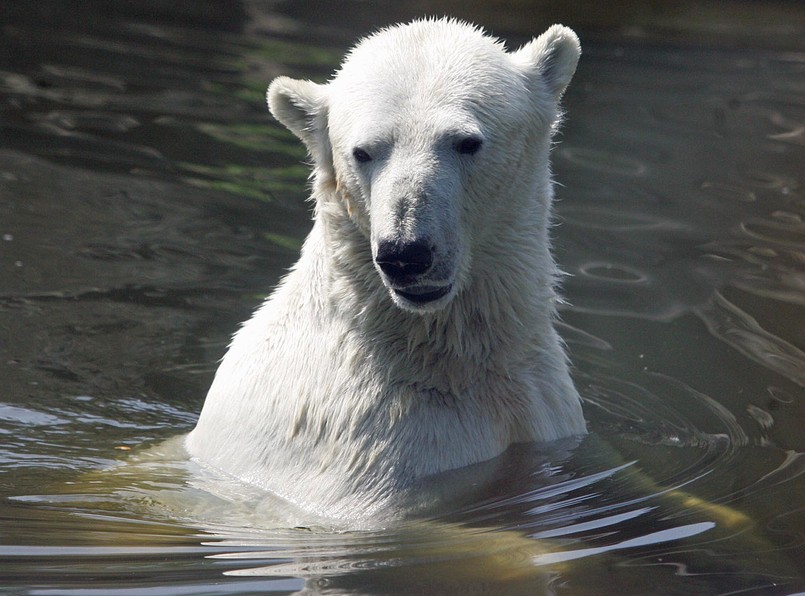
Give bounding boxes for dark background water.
[0,1,803,594]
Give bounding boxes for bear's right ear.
[510,25,581,102]
[267,77,332,171]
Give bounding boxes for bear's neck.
[299,187,560,395]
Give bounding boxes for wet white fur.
[186,18,586,520]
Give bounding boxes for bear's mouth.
[393,284,452,304]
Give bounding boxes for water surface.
[1,1,803,594]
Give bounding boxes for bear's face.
[267,20,580,313]
[326,82,495,312]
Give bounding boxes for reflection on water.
[1,1,803,594]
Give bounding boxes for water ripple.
[695,291,805,387]
[559,146,648,176]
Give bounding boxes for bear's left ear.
[510,24,581,101]
[267,77,332,173]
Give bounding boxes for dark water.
[1,1,803,594]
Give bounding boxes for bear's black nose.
[375,239,433,282]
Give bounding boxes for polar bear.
[186,18,586,519]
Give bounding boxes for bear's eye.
[456,136,483,156]
[352,147,373,163]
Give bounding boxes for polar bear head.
[267,19,580,313]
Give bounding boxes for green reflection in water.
[181,162,307,202]
[263,232,303,251]
[197,122,305,156]
[253,38,341,67]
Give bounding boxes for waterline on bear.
[186,17,587,520]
